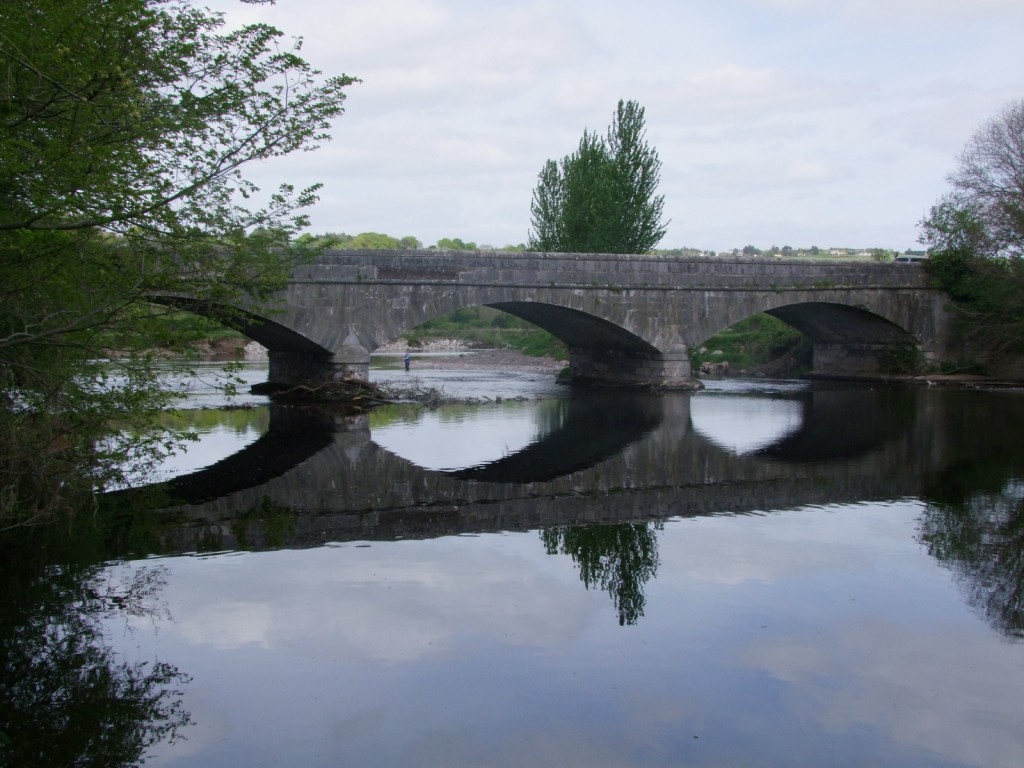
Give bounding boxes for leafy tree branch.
[0,0,357,525]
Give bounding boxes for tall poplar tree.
[528,100,667,254]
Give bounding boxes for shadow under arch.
[765,301,920,346]
[487,301,657,356]
[146,293,330,357]
[485,301,673,386]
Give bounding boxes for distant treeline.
[294,232,908,260]
[294,231,526,252]
[658,245,902,260]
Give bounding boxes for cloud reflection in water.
[690,394,802,455]
[370,401,555,471]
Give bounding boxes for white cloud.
[176,599,275,649]
[746,620,1024,766]
[150,539,591,664]
[748,0,1024,22]
[196,0,1024,250]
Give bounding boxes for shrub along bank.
[689,314,810,376]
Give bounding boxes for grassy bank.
[690,314,810,375]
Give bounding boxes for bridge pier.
[259,332,371,393]
[568,348,701,390]
[265,349,370,386]
[811,342,922,377]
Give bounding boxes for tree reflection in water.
[542,522,662,626]
[920,479,1024,640]
[0,552,191,768]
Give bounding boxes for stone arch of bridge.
[150,288,934,388]
[764,301,921,345]
[484,301,656,356]
[692,299,924,376]
[146,294,331,356]
[484,301,674,387]
[146,294,345,386]
[380,294,691,389]
[694,298,922,349]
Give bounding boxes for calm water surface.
[3,357,1024,767]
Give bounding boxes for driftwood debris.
[253,378,390,408]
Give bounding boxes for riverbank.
[190,337,562,372]
[404,348,564,374]
[377,338,563,373]
[185,337,1023,390]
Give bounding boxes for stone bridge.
[155,250,956,389]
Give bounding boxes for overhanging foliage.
[0,0,356,525]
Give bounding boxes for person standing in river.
[404,351,411,371]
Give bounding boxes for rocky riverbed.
[376,339,564,373]
[404,348,563,373]
[185,335,563,372]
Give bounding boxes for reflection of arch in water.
[447,394,664,483]
[368,393,666,483]
[368,399,558,473]
[691,385,919,463]
[112,394,667,506]
[752,384,918,463]
[100,387,956,562]
[106,407,344,506]
[113,385,926,511]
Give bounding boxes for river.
[2,354,1023,767]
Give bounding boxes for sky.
[201,0,1024,252]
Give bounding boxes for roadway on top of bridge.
[291,249,931,291]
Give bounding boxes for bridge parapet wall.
[293,250,930,291]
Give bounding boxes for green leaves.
[922,99,1024,359]
[529,99,667,254]
[0,0,356,523]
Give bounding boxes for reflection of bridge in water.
[113,385,966,555]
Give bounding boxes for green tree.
[295,231,356,249]
[0,0,356,526]
[528,99,667,254]
[296,232,423,250]
[345,232,401,249]
[921,99,1024,359]
[435,237,478,251]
